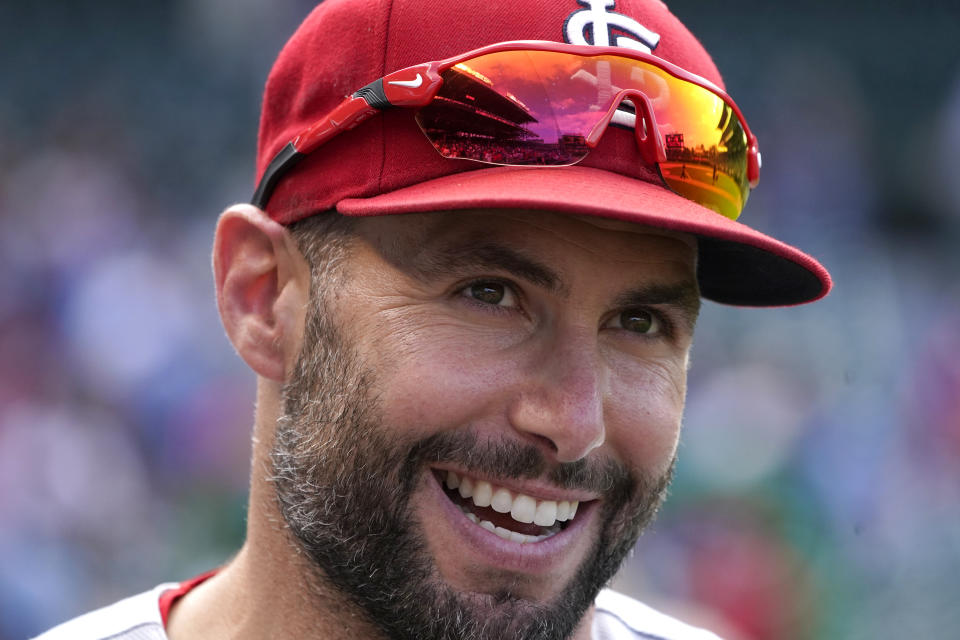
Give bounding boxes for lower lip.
[424,470,597,575]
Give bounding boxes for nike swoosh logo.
[388,73,423,88]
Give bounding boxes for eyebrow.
[409,238,700,326]
[410,241,565,294]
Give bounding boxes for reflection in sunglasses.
[418,51,751,218]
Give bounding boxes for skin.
[166,204,700,640]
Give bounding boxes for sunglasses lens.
[651,79,750,220]
[416,50,750,218]
[416,51,593,165]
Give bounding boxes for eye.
[460,280,519,308]
[609,308,661,335]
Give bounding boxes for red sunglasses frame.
[252,40,761,211]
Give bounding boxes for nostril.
[515,430,560,457]
[532,433,558,455]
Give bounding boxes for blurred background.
[1,1,958,638]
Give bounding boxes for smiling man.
[36,1,830,639]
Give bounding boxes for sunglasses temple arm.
[251,63,444,210]
[295,63,442,153]
[250,95,382,209]
[251,142,301,210]
[294,96,383,155]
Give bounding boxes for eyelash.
[456,278,677,340]
[456,278,524,316]
[612,307,676,341]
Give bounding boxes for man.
[36,0,831,638]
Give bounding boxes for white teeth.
[475,515,561,544]
[458,476,474,499]
[472,481,492,507]
[490,488,513,513]
[511,494,536,524]
[445,471,460,490]
[533,500,558,527]
[443,471,583,536]
[494,526,513,540]
[497,526,548,544]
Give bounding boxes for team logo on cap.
[564,0,660,52]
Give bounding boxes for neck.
[166,378,385,640]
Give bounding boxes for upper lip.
[431,464,601,504]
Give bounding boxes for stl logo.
[564,0,661,53]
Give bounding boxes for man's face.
[271,210,699,640]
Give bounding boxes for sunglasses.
[252,40,760,220]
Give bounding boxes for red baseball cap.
[255,0,832,306]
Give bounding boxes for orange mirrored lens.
[651,76,749,220]
[416,54,591,166]
[415,49,750,219]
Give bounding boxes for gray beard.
[270,297,674,640]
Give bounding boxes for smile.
[436,470,584,544]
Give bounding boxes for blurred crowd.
[1,2,958,639]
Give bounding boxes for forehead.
[354,208,698,282]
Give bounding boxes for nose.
[507,333,606,462]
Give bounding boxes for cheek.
[367,325,525,437]
[604,358,687,475]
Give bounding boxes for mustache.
[405,429,633,496]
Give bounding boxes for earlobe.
[213,204,309,381]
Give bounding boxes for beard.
[270,294,675,640]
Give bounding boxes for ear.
[213,204,310,381]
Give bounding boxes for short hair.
[287,211,359,292]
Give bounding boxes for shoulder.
[31,584,176,640]
[592,589,724,640]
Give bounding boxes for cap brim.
[337,165,831,306]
